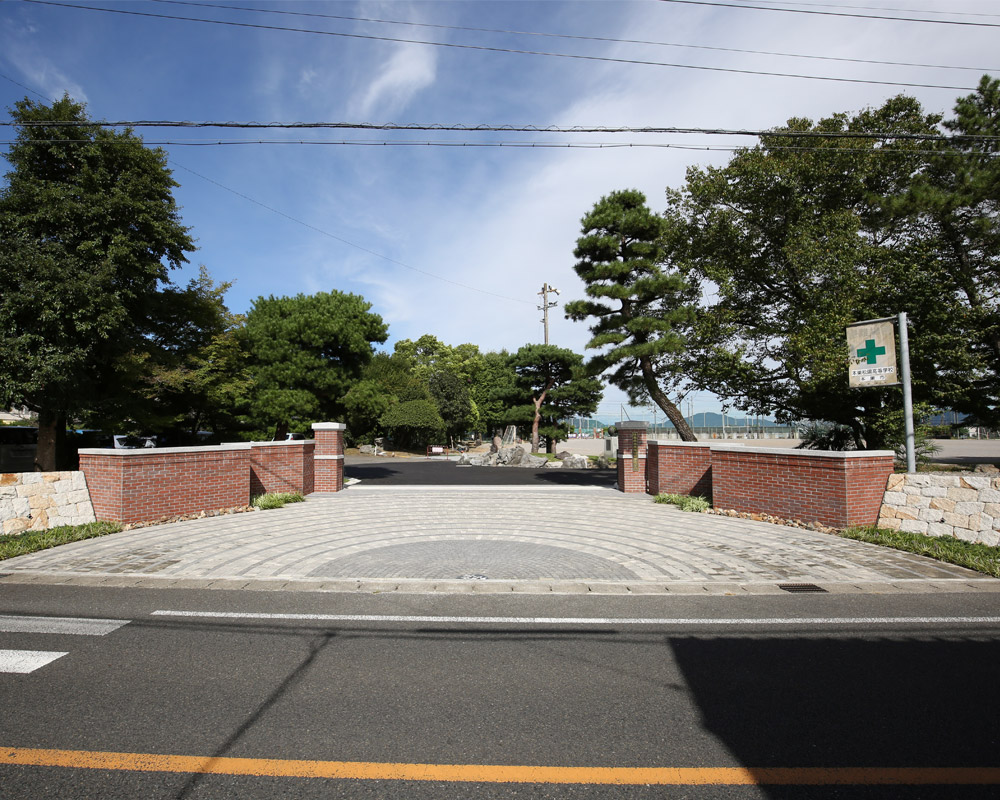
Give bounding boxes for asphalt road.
[345,456,617,487]
[2,584,999,799]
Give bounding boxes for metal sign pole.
[898,312,916,473]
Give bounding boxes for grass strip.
[842,525,1000,578]
[0,521,123,561]
[654,493,711,513]
[251,492,305,510]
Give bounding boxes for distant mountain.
[684,412,780,428]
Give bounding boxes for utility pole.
[538,283,560,345]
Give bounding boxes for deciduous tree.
[0,96,195,468]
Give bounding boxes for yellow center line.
[1,748,999,785]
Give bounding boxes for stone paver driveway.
[1,486,996,594]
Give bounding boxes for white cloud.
[349,42,437,119]
[3,43,88,104]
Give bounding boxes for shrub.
[654,493,711,513]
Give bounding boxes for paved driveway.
[1,485,995,595]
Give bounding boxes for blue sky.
[2,0,997,423]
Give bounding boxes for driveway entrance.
[344,454,616,487]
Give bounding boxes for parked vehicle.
[112,434,157,449]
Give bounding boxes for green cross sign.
[856,339,886,365]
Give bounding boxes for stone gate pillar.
[616,421,648,493]
[312,422,346,492]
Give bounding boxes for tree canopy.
[242,290,387,439]
[565,189,698,441]
[507,344,603,452]
[670,82,1000,447]
[0,96,195,468]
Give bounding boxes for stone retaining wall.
[877,473,1000,546]
[0,471,96,534]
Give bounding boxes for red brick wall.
[616,424,648,494]
[79,445,250,524]
[312,423,345,492]
[710,446,894,528]
[250,441,316,496]
[647,441,714,497]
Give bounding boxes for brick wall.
[616,422,648,494]
[249,441,316,496]
[79,445,251,524]
[312,422,345,492]
[647,441,714,497]
[710,446,894,528]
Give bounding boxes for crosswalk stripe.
[0,615,129,636]
[0,649,68,674]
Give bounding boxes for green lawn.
[0,521,122,561]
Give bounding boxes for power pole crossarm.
[538,283,560,345]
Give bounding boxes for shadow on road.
[670,631,1000,797]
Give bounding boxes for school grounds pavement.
[1,453,999,595]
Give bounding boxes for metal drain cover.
[778,583,828,593]
[458,574,489,580]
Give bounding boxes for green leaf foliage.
[379,398,445,448]
[672,83,1000,445]
[566,189,697,440]
[242,290,388,438]
[507,344,602,452]
[0,96,195,467]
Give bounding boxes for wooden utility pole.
[537,283,559,345]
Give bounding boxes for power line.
[730,0,1000,18]
[4,139,996,157]
[147,0,997,73]
[18,0,978,91]
[166,162,533,307]
[8,120,1000,144]
[0,74,533,308]
[723,0,1000,18]
[655,0,1000,27]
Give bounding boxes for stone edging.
[878,473,1000,546]
[0,471,96,534]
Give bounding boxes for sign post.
[846,315,915,473]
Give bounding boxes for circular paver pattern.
[305,539,641,580]
[1,486,994,595]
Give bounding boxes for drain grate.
[458,574,489,581]
[778,583,827,593]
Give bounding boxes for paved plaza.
[1,484,997,595]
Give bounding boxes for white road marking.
[151,611,1000,626]
[0,615,130,636]
[0,649,68,673]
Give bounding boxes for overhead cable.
[147,0,996,73]
[655,0,1000,27]
[19,0,977,91]
[9,119,1000,144]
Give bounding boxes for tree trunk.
[273,421,289,441]
[530,396,543,453]
[639,356,697,441]
[34,408,67,471]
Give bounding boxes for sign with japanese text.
[847,320,898,388]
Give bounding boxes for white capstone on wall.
[878,473,1000,546]
[0,471,96,535]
